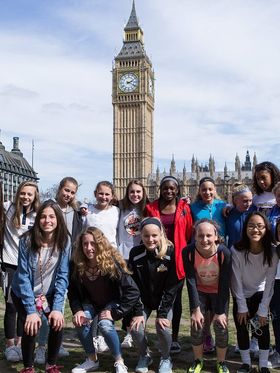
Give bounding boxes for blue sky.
[1,0,280,201]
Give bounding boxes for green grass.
[0,288,278,373]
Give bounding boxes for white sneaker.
[158,357,173,373]
[15,345,23,360]
[121,334,133,349]
[269,351,280,368]
[34,345,46,365]
[250,337,259,358]
[72,357,100,373]
[96,336,109,353]
[114,360,128,373]
[58,345,70,357]
[4,346,21,362]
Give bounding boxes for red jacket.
[145,199,193,280]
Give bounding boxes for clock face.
[149,77,154,96]
[119,73,139,93]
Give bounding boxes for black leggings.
[12,292,63,368]
[2,264,23,339]
[172,282,184,341]
[233,292,270,350]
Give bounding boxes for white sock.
[259,349,269,368]
[240,349,251,366]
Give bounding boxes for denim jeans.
[76,304,122,359]
[131,307,172,359]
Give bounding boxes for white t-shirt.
[87,205,119,247]
[253,191,275,216]
[3,202,36,266]
[231,246,278,317]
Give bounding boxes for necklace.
[85,265,100,281]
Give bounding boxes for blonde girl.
[226,183,256,249]
[69,227,141,373]
[1,181,40,362]
[129,217,182,373]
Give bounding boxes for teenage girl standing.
[145,176,193,354]
[226,183,256,249]
[252,162,280,216]
[11,199,71,373]
[87,181,119,247]
[1,181,40,362]
[231,211,278,373]
[117,179,149,348]
[55,176,83,243]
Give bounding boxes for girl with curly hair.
[69,226,141,373]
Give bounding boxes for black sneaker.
[259,368,270,373]
[236,364,251,373]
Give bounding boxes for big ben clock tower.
[112,0,154,198]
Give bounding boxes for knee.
[213,321,228,348]
[98,319,115,334]
[191,326,203,346]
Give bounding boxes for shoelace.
[45,365,64,373]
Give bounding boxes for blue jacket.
[191,199,226,238]
[268,204,280,238]
[226,206,256,249]
[12,236,71,315]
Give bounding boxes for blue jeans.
[76,304,122,359]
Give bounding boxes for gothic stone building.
[113,1,255,201]
[0,137,38,201]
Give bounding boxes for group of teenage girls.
[0,160,280,373]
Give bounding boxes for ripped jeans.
[75,304,122,359]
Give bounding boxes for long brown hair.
[72,226,129,279]
[12,181,40,229]
[121,179,148,216]
[26,200,69,253]
[56,176,79,209]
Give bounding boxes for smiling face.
[39,207,57,237]
[199,181,216,204]
[82,233,97,263]
[57,181,77,208]
[19,185,37,211]
[160,181,178,202]
[141,224,162,251]
[256,170,272,192]
[234,191,253,212]
[95,185,113,210]
[195,222,218,253]
[128,183,143,205]
[246,214,266,244]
